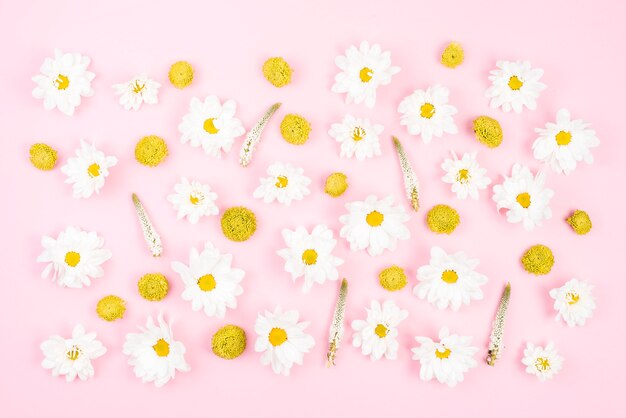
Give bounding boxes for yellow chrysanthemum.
[168,61,194,89]
[378,265,407,291]
[29,143,58,170]
[221,207,257,242]
[212,325,247,360]
[521,245,554,275]
[324,172,348,197]
[135,135,168,167]
[566,210,592,235]
[473,116,503,148]
[96,295,126,321]
[426,204,460,234]
[280,114,311,145]
[138,273,169,301]
[441,42,464,68]
[262,57,292,88]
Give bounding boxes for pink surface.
[1,0,624,416]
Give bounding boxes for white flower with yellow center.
[414,246,488,311]
[339,195,410,256]
[485,60,546,113]
[178,95,245,158]
[32,49,95,116]
[123,313,190,387]
[331,41,400,108]
[411,326,478,387]
[253,162,311,205]
[60,140,118,199]
[549,278,596,327]
[277,225,344,292]
[112,73,160,110]
[171,241,244,318]
[37,226,112,288]
[328,115,383,160]
[522,342,563,381]
[351,300,408,361]
[40,324,106,382]
[533,109,600,175]
[492,164,554,231]
[441,151,492,200]
[398,85,458,143]
[167,177,219,224]
[254,306,315,376]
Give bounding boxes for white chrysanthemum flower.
[40,324,106,382]
[522,342,563,381]
[112,73,160,110]
[328,115,383,160]
[277,224,344,292]
[167,177,219,224]
[37,226,112,288]
[171,241,244,318]
[254,306,315,376]
[32,49,95,116]
[123,313,190,387]
[411,326,478,387]
[331,41,400,108]
[178,95,245,158]
[253,162,311,206]
[339,195,410,256]
[549,278,596,327]
[352,300,408,361]
[485,60,546,113]
[60,140,118,199]
[414,246,488,311]
[533,109,600,175]
[398,85,458,143]
[441,151,492,200]
[492,164,554,231]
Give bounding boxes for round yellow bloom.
[378,265,407,291]
[212,325,247,360]
[262,57,292,87]
[473,116,503,148]
[29,143,58,170]
[324,172,348,197]
[168,61,194,89]
[221,207,257,242]
[426,204,460,234]
[521,245,554,275]
[567,210,592,235]
[135,135,168,167]
[96,295,126,321]
[280,114,311,145]
[441,42,464,68]
[138,273,169,301]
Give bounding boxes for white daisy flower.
[414,246,488,311]
[254,306,315,376]
[411,326,478,387]
[277,224,344,292]
[522,342,564,381]
[339,195,410,256]
[485,60,546,113]
[40,324,106,382]
[171,241,244,318]
[178,95,245,158]
[533,109,600,175]
[351,300,408,361]
[32,49,95,116]
[123,313,190,387]
[549,278,596,327]
[167,177,219,224]
[441,151,492,200]
[328,115,383,160]
[112,73,160,110]
[398,85,458,143]
[37,226,112,288]
[60,140,118,199]
[492,163,554,231]
[253,162,311,206]
[331,41,400,108]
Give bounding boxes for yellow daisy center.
[374,324,388,338]
[275,176,288,188]
[197,274,216,292]
[66,346,80,360]
[203,118,219,134]
[189,194,201,205]
[535,357,550,371]
[508,75,524,90]
[132,81,145,93]
[359,67,373,82]
[366,210,384,227]
[420,103,436,119]
[457,169,470,183]
[441,270,458,284]
[153,338,170,357]
[516,192,531,209]
[302,249,318,265]
[65,251,81,267]
[87,163,100,177]
[54,74,70,90]
[566,292,580,305]
[352,126,366,141]
[555,130,572,146]
[435,347,451,359]
[268,327,288,346]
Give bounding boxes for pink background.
[1,0,625,417]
